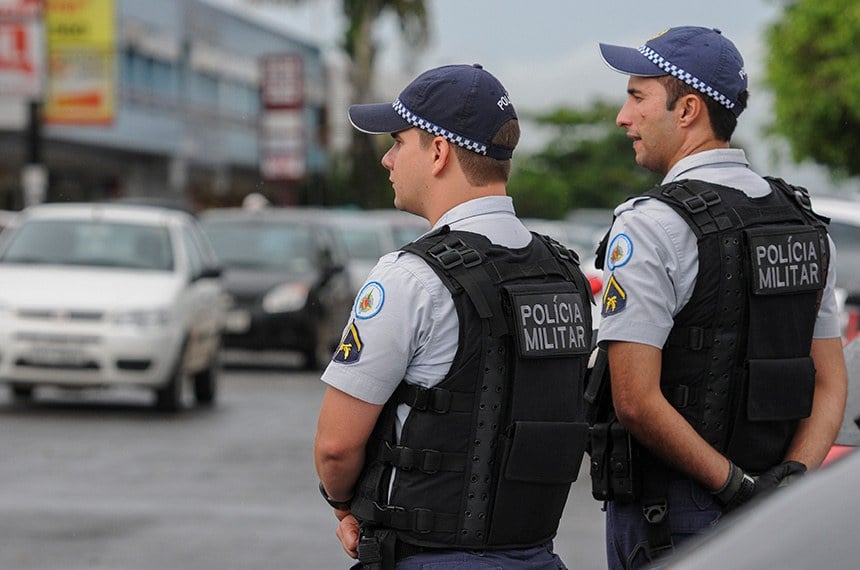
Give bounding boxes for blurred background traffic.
[0,0,856,433]
[0,1,857,567]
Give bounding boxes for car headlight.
[112,308,172,328]
[262,283,309,313]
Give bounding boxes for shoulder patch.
[601,273,628,317]
[354,281,385,319]
[333,322,364,364]
[606,233,634,270]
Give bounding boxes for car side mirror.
[320,262,344,284]
[197,265,222,280]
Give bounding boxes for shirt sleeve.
[596,199,697,348]
[813,235,842,339]
[320,251,454,405]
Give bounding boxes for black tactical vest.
[641,177,830,473]
[350,228,593,550]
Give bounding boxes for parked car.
[0,203,226,411]
[823,335,860,465]
[199,207,354,370]
[328,209,430,293]
[0,210,18,232]
[809,195,860,344]
[364,208,431,248]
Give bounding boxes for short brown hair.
[419,119,519,185]
[658,76,746,142]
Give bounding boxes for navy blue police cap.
[348,63,518,160]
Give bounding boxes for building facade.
[0,0,332,211]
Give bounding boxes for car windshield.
[391,225,425,247]
[203,221,313,272]
[826,220,860,287]
[0,219,174,271]
[338,225,387,261]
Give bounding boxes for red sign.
[260,54,303,110]
[0,0,42,19]
[0,20,41,95]
[0,22,32,70]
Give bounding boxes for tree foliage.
[765,0,860,177]
[508,102,660,218]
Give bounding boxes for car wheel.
[193,346,220,406]
[10,384,34,403]
[155,349,185,413]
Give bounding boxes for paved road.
[0,365,606,569]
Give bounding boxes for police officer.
[313,64,594,569]
[590,26,848,569]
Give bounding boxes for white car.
[808,195,860,343]
[0,203,226,411]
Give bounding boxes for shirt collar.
[662,148,751,184]
[433,196,516,231]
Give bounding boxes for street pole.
[22,98,47,207]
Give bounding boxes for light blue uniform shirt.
[597,148,841,348]
[322,196,532,408]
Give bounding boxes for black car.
[200,207,354,369]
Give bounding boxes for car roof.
[17,202,194,226]
[837,336,860,446]
[199,206,333,224]
[810,196,860,225]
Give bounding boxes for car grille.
[15,357,100,370]
[15,332,101,345]
[16,309,105,322]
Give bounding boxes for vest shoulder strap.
[764,176,831,225]
[643,180,737,238]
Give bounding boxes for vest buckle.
[681,189,721,214]
[428,239,482,269]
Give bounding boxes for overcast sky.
[211,0,854,193]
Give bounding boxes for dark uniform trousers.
[350,541,567,569]
[605,479,723,570]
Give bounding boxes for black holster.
[357,525,396,570]
[589,419,640,502]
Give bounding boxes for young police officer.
[314,64,594,569]
[589,27,848,569]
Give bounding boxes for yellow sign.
[44,0,115,124]
[46,0,114,49]
[44,48,114,124]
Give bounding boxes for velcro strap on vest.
[656,183,734,236]
[352,501,459,535]
[393,383,473,414]
[427,239,482,270]
[380,441,466,474]
[661,384,695,409]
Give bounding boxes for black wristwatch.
[319,481,352,510]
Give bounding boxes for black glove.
[753,460,807,495]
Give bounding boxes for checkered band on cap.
[638,45,736,112]
[392,99,489,156]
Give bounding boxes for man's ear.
[678,93,705,126]
[430,136,452,176]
